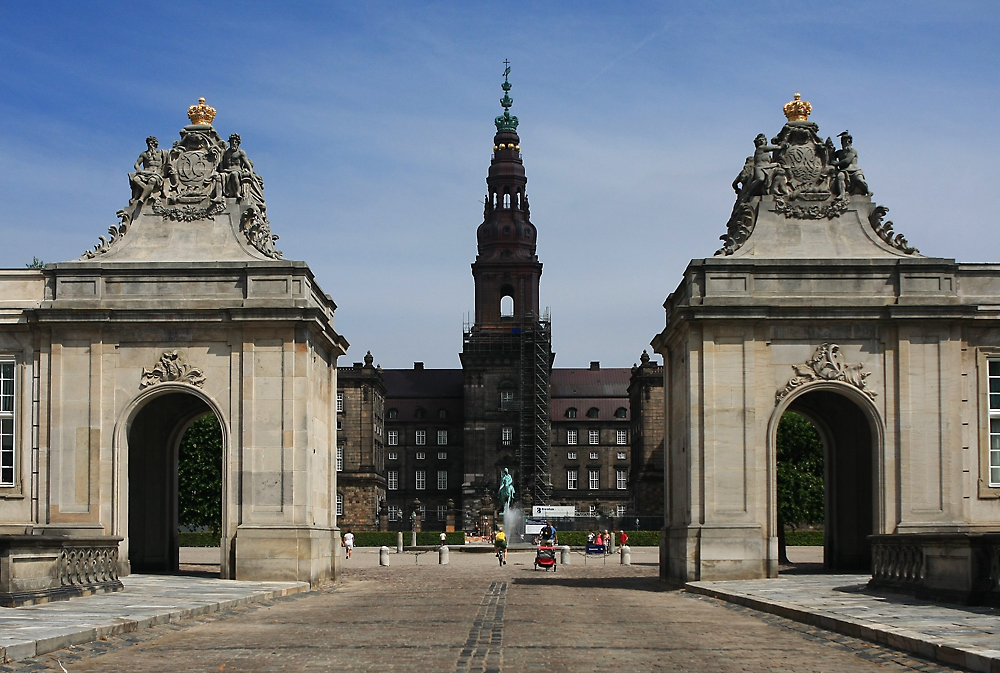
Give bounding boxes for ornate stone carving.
[716,202,756,256]
[59,545,120,587]
[240,206,282,259]
[81,209,131,259]
[776,343,877,403]
[140,351,206,389]
[718,95,880,253]
[869,205,919,255]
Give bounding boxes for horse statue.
[498,468,515,513]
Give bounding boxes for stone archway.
[770,382,883,572]
[120,386,228,576]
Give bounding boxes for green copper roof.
[494,60,519,132]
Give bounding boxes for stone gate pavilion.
[654,94,1000,602]
[0,99,347,604]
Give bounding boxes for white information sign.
[532,505,575,518]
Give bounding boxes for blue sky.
[1,2,998,368]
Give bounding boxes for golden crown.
[783,92,812,122]
[187,97,216,126]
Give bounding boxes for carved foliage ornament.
[140,351,206,389]
[868,205,919,255]
[775,343,877,404]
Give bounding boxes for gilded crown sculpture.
[187,97,217,126]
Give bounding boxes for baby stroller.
[534,546,557,571]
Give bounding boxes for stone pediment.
[78,99,283,264]
[715,95,920,260]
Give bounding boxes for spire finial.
[495,60,519,132]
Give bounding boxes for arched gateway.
[0,99,347,604]
[654,95,1000,599]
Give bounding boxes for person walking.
[343,530,354,559]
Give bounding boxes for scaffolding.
[462,310,552,506]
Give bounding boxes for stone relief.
[717,94,875,255]
[868,205,919,255]
[139,351,206,389]
[82,98,281,259]
[240,206,282,259]
[775,343,877,403]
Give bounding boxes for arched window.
[415,407,426,419]
[493,192,497,208]
[500,295,514,317]
[614,407,627,419]
[503,192,511,208]
[387,408,398,419]
[566,407,578,419]
[587,407,600,419]
[516,192,521,209]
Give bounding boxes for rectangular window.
[567,451,577,460]
[501,426,513,445]
[616,469,628,490]
[617,429,627,445]
[616,504,626,517]
[437,451,447,460]
[437,505,447,521]
[416,451,426,460]
[336,493,343,516]
[590,451,599,460]
[415,470,426,490]
[500,390,515,411]
[589,429,600,445]
[336,445,344,472]
[388,430,398,446]
[589,469,599,490]
[388,470,398,490]
[0,361,13,487]
[419,504,426,519]
[617,451,627,461]
[990,360,1000,486]
[336,392,344,413]
[588,504,596,516]
[388,452,398,461]
[567,430,578,445]
[437,470,447,490]
[567,469,578,490]
[336,419,343,431]
[415,430,426,445]
[388,505,401,521]
[437,430,448,445]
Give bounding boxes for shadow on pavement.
[512,574,671,592]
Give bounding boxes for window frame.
[437,451,447,460]
[567,469,578,490]
[388,451,398,461]
[387,470,398,491]
[415,470,426,490]
[416,451,426,460]
[437,470,448,490]
[336,392,344,413]
[588,469,599,490]
[388,429,398,446]
[616,429,628,445]
[336,444,344,472]
[589,429,600,445]
[616,451,627,461]
[987,355,1000,489]
[616,469,628,490]
[0,359,16,489]
[388,505,401,521]
[437,429,448,446]
[415,430,426,445]
[567,429,578,445]
[336,492,343,516]
[567,451,577,460]
[501,426,513,446]
[979,351,1000,497]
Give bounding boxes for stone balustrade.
[0,535,123,606]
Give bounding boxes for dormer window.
[615,407,627,419]
[587,407,599,419]
[566,407,577,419]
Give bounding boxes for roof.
[550,368,630,398]
[382,368,464,398]
[551,397,629,422]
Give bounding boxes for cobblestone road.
[3,549,962,672]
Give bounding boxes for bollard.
[620,545,631,566]
[380,546,390,566]
[397,532,404,553]
[559,545,571,565]
[439,545,449,565]
[411,530,417,547]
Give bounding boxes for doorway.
[776,387,877,572]
[127,391,223,575]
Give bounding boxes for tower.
[460,64,553,529]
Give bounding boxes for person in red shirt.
[619,530,629,547]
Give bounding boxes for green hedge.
[553,531,658,547]
[785,530,824,546]
[179,532,220,547]
[349,531,466,547]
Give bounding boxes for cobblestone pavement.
[2,549,963,672]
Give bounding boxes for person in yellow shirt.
[493,527,508,565]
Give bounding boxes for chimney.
[590,361,600,370]
[414,362,424,370]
